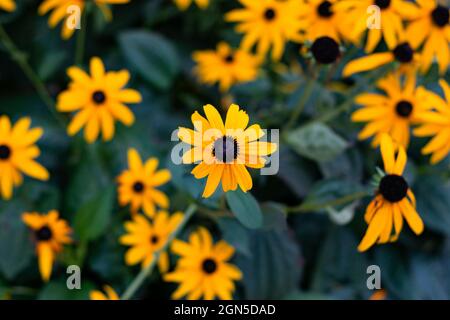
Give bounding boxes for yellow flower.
[342,41,420,77]
[351,72,430,148]
[358,134,424,252]
[0,116,49,200]
[193,42,260,92]
[178,104,277,198]
[369,289,387,300]
[164,227,242,300]
[0,0,15,12]
[406,1,450,74]
[57,57,142,144]
[117,148,171,217]
[38,0,130,39]
[119,211,184,272]
[225,0,303,61]
[22,210,72,281]
[414,80,450,164]
[335,0,419,52]
[90,285,120,300]
[174,0,208,11]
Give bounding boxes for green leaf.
[73,186,115,242]
[226,190,263,229]
[118,30,179,90]
[286,123,348,163]
[38,280,95,300]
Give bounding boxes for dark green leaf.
[226,190,263,229]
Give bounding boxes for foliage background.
[0,0,449,300]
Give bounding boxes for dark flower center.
[224,54,234,63]
[393,43,414,63]
[379,174,409,203]
[202,258,217,274]
[317,1,333,18]
[0,145,11,160]
[395,100,413,118]
[431,5,449,28]
[264,8,276,21]
[374,0,391,10]
[92,90,106,104]
[212,136,239,163]
[35,226,53,241]
[150,235,159,245]
[133,181,145,193]
[311,36,340,64]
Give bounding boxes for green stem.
[120,204,198,300]
[284,77,316,131]
[74,3,90,66]
[0,24,65,127]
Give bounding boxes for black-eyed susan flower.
[90,285,120,300]
[174,0,208,11]
[406,1,450,74]
[225,0,303,61]
[0,0,15,11]
[193,42,260,92]
[22,210,72,281]
[57,57,142,143]
[358,134,424,252]
[120,211,184,272]
[0,116,49,200]
[335,0,419,52]
[178,104,277,198]
[117,148,171,217]
[342,41,420,77]
[414,80,450,164]
[38,0,130,39]
[164,227,242,300]
[310,36,341,64]
[369,289,387,300]
[351,72,430,148]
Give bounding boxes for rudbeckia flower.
[0,116,49,200]
[358,134,424,252]
[0,0,15,11]
[193,42,260,92]
[120,211,184,272]
[351,72,430,148]
[406,1,450,74]
[225,0,303,61]
[310,36,341,64]
[57,57,142,143]
[178,104,277,198]
[117,149,171,217]
[174,0,208,11]
[90,285,120,300]
[22,210,72,281]
[38,0,130,39]
[414,80,450,164]
[335,0,419,52]
[342,41,420,77]
[164,227,242,300]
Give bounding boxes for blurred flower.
[57,57,142,143]
[310,36,341,64]
[414,80,450,164]
[0,116,49,200]
[117,148,171,217]
[174,0,208,11]
[178,104,277,198]
[351,72,431,148]
[38,0,130,39]
[22,210,72,281]
[369,289,387,300]
[335,0,419,53]
[90,285,120,300]
[342,41,420,77]
[193,42,260,92]
[164,227,242,300]
[120,211,183,272]
[0,0,15,12]
[225,0,303,61]
[406,1,450,74]
[297,0,349,43]
[358,134,423,252]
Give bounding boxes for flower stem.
[74,2,91,66]
[120,204,198,300]
[0,24,65,127]
[284,76,316,131]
